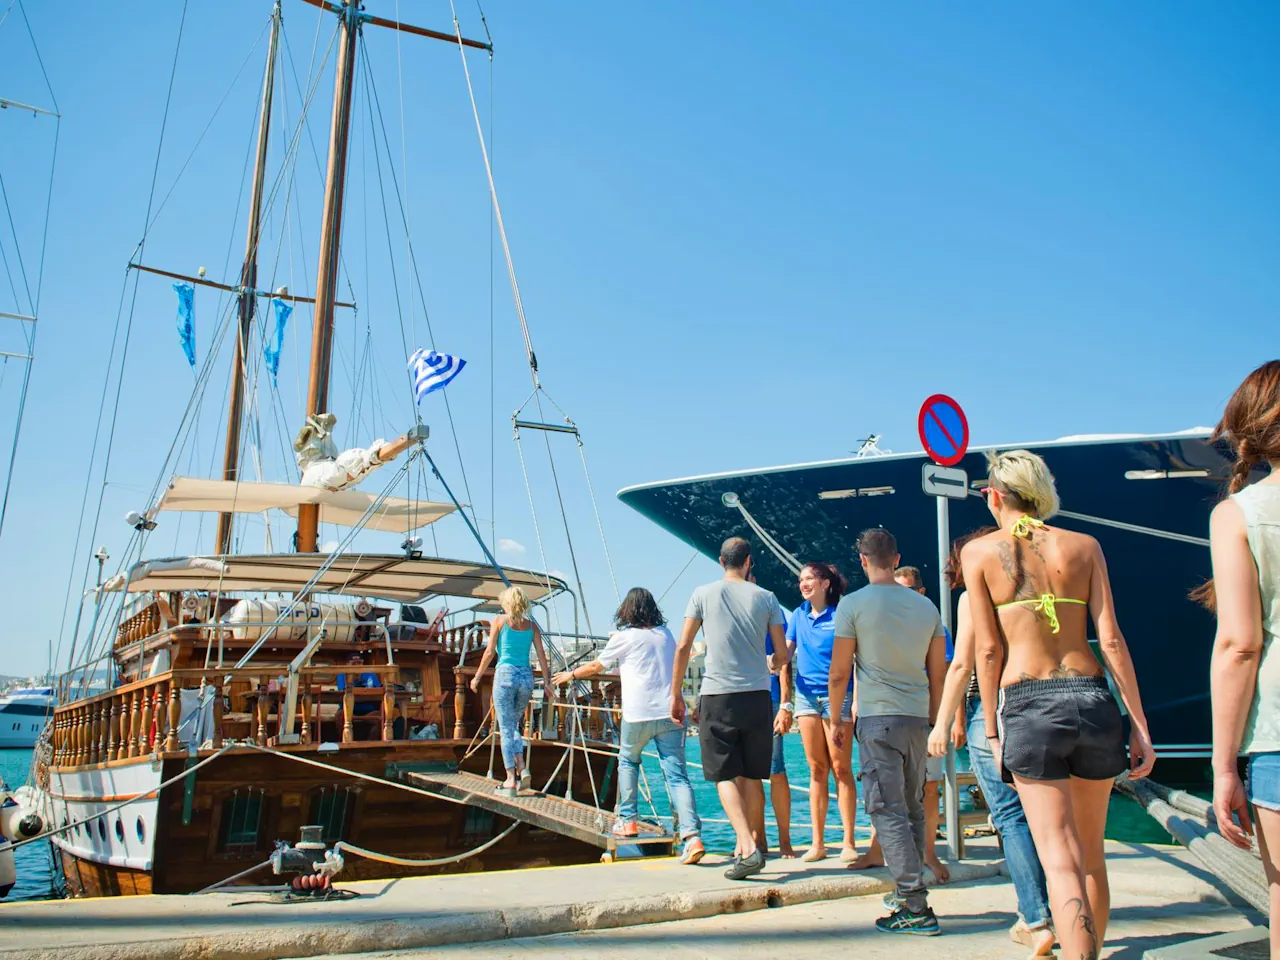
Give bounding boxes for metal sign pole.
[938,495,961,861]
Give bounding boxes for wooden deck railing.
[50,665,405,766]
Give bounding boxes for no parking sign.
[917,394,969,467]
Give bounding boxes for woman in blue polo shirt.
[788,561,857,862]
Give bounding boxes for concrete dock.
[0,838,1263,960]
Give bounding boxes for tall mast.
[296,0,360,553]
[216,0,283,555]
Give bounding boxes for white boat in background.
[0,686,54,749]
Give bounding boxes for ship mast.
[216,0,283,555]
[292,0,492,553]
[295,0,360,554]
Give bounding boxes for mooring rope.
[1116,776,1269,915]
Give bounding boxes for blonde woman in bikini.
[962,450,1155,960]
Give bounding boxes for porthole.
[135,817,146,843]
[97,818,106,842]
[114,818,124,843]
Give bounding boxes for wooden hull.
[41,737,615,897]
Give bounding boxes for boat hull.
[620,432,1234,782]
[39,738,614,897]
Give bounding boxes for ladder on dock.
[403,769,677,859]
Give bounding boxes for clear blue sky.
[0,1,1276,677]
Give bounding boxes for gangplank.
[403,769,677,859]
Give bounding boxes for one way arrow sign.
[922,463,968,500]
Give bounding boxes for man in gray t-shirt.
[829,527,947,936]
[672,537,787,881]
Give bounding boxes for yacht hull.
[620,432,1231,782]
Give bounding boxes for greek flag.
[173,282,196,369]
[408,348,466,403]
[263,298,292,386]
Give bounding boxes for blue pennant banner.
[173,282,196,369]
[264,297,292,386]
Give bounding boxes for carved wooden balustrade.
[50,664,406,767]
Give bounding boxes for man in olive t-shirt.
[829,528,947,936]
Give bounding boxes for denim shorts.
[770,696,788,777]
[1247,751,1280,812]
[794,686,853,722]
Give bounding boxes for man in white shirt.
[553,587,705,865]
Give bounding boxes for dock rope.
[1116,776,1269,915]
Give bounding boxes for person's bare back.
[966,523,1105,686]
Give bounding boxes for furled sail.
[154,476,455,533]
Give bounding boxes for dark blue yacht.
[619,429,1235,785]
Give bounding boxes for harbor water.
[0,748,59,902]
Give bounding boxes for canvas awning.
[155,477,454,534]
[107,553,566,604]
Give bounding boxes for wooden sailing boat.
[33,0,640,898]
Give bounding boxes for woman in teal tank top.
[471,586,551,795]
[1206,360,1280,957]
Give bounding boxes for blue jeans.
[493,663,534,774]
[618,718,702,840]
[1247,751,1280,812]
[967,698,1051,930]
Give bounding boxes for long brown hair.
[1191,360,1280,610]
[614,587,666,630]
[946,527,998,590]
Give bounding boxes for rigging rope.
[727,494,804,575]
[58,1,191,677]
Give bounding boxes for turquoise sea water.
[640,733,1174,853]
[0,749,59,902]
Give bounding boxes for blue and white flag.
[263,297,292,386]
[408,348,466,403]
[173,282,196,369]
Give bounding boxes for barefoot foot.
[847,851,885,870]
[925,856,951,883]
[778,843,797,859]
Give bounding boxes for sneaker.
[723,848,764,880]
[611,820,639,838]
[679,837,706,865]
[882,891,904,911]
[875,905,941,936]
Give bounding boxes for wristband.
[778,702,793,712]
[985,731,999,739]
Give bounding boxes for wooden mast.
[216,0,283,555]
[296,0,361,553]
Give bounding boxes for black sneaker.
[723,848,764,880]
[875,904,941,936]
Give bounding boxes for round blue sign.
[917,394,969,467]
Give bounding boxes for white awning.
[155,477,454,534]
[109,553,566,604]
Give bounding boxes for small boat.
[0,686,55,750]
